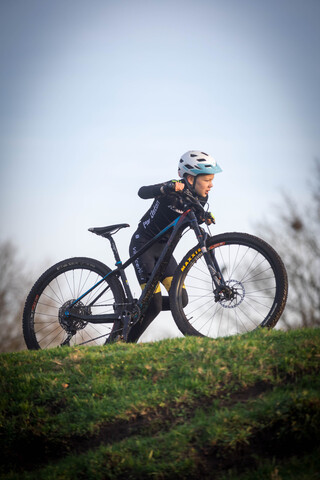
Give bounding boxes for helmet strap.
[185,174,197,194]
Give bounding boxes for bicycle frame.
[65,207,224,326]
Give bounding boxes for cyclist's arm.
[138,180,184,199]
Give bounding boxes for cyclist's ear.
[185,174,194,186]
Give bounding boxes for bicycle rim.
[23,258,124,349]
[172,233,287,338]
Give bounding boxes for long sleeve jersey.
[135,179,208,240]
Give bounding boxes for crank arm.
[121,313,131,342]
[60,334,73,347]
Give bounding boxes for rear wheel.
[23,257,125,349]
[170,232,288,338]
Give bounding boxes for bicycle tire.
[23,257,125,349]
[170,232,288,338]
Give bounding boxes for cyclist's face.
[194,174,214,197]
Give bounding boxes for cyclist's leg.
[161,259,188,311]
[127,233,163,342]
[127,283,162,342]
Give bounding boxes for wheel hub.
[217,279,245,309]
[59,300,91,334]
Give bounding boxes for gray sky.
[1,0,319,339]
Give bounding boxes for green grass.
[1,328,319,479]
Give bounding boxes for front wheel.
[23,257,125,349]
[170,232,288,338]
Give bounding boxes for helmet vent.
[201,152,208,156]
[197,158,206,162]
[190,154,197,157]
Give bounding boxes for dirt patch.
[2,372,318,475]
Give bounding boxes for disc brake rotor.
[218,279,245,309]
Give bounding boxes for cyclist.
[127,150,222,342]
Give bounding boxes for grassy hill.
[1,328,319,479]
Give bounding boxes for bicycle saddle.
[88,223,130,238]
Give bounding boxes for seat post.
[106,234,122,264]
[106,234,134,303]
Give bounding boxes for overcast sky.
[1,0,319,339]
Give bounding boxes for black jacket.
[135,179,207,240]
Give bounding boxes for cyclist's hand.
[204,212,216,225]
[161,181,185,194]
[174,181,185,192]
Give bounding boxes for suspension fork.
[190,212,225,289]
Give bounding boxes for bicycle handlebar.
[172,188,206,215]
[170,188,217,225]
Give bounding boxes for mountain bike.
[23,190,288,349]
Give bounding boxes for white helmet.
[178,151,222,178]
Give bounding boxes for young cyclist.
[127,150,222,342]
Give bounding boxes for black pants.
[128,232,188,342]
[129,231,178,286]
